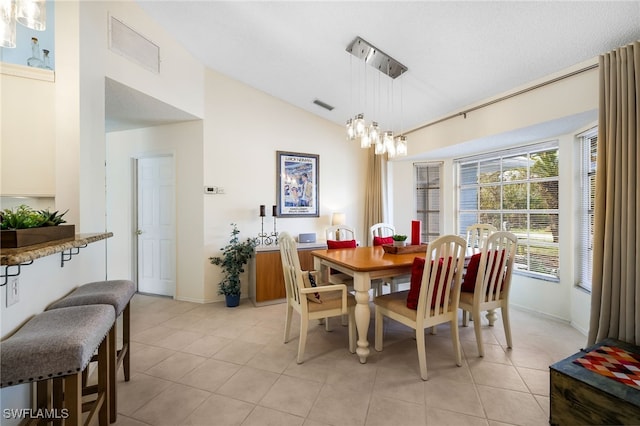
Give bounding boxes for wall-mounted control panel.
[204,186,225,194]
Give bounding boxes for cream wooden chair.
[465,223,497,250]
[459,231,518,357]
[374,235,467,380]
[369,222,395,244]
[280,232,356,363]
[369,223,410,293]
[324,225,357,286]
[325,225,356,242]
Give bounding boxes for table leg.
[353,273,371,363]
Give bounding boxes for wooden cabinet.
[249,244,324,305]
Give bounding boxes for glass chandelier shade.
[384,131,396,158]
[16,0,46,31]
[0,0,16,48]
[395,135,407,157]
[354,113,366,138]
[346,118,355,140]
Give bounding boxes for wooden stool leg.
[123,303,131,381]
[52,378,63,426]
[36,380,51,411]
[63,373,82,426]
[108,325,117,423]
[98,332,110,426]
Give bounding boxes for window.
[579,129,597,291]
[415,162,442,243]
[457,141,559,281]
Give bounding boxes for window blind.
[456,141,560,281]
[415,162,442,243]
[579,129,597,291]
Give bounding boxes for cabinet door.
[254,249,317,303]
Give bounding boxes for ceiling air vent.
[109,16,160,74]
[313,99,334,111]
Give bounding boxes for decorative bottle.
[27,37,43,68]
[41,49,52,69]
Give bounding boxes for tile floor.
[112,293,587,426]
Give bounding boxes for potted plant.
[0,205,73,248]
[209,223,258,307]
[392,234,408,247]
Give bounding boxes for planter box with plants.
[209,223,258,307]
[1,205,74,248]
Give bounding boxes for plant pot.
[1,225,75,248]
[225,294,241,307]
[393,240,407,247]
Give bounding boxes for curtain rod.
[405,63,599,135]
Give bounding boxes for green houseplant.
[209,223,258,307]
[0,205,73,248]
[392,234,408,247]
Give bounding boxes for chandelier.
[345,37,408,157]
[1,0,47,48]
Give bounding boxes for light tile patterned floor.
[112,294,586,426]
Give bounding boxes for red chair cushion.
[461,252,482,292]
[461,250,506,293]
[327,239,357,249]
[373,236,394,246]
[406,257,452,310]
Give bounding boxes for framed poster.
[276,151,319,217]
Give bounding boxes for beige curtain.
[363,147,385,246]
[588,41,640,346]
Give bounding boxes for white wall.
[203,68,368,303]
[106,121,204,301]
[390,64,598,331]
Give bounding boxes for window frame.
[414,162,442,243]
[455,141,560,282]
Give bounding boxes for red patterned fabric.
[573,346,640,390]
[327,239,357,249]
[373,236,394,246]
[406,257,452,310]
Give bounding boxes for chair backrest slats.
[417,235,467,319]
[325,225,356,242]
[280,233,303,305]
[466,223,497,250]
[476,231,518,303]
[369,223,395,246]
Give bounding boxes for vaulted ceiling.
[109,1,640,151]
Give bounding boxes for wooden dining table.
[311,245,427,363]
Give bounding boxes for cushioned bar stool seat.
[47,279,136,423]
[1,305,114,425]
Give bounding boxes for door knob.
[135,229,143,235]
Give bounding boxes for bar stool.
[46,279,136,423]
[1,305,114,425]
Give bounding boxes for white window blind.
[415,162,442,243]
[579,129,597,291]
[456,141,560,281]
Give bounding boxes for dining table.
[311,245,427,363]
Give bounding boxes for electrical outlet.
[6,277,19,307]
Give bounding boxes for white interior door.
[137,156,176,296]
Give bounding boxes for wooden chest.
[549,338,640,425]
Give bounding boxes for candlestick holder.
[270,216,279,245]
[258,216,274,245]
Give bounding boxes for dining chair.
[465,223,497,250]
[369,222,410,293]
[459,231,518,357]
[325,224,356,242]
[374,234,467,380]
[280,232,356,363]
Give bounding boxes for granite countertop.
[1,232,113,266]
